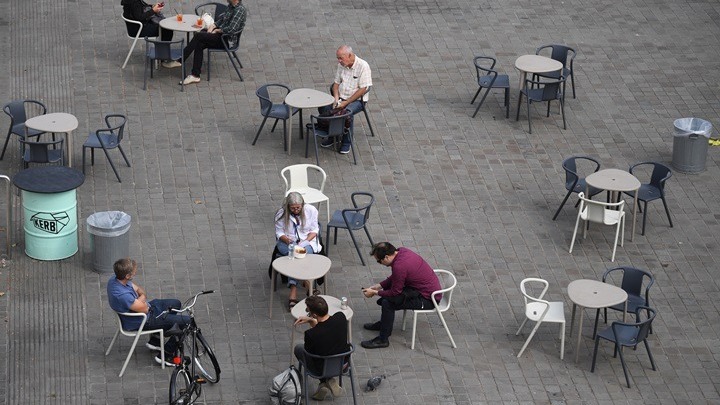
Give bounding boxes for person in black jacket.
[294,295,349,400]
[121,0,180,68]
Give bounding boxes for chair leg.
[644,340,657,371]
[569,211,582,253]
[661,197,673,227]
[361,105,375,137]
[515,318,528,335]
[559,321,565,360]
[143,56,149,91]
[117,145,131,167]
[517,320,543,358]
[118,331,143,378]
[436,310,457,349]
[347,229,365,266]
[616,343,632,388]
[410,311,418,350]
[206,48,212,81]
[471,87,491,118]
[251,116,269,146]
[313,134,321,166]
[228,51,243,81]
[348,362,358,405]
[560,97,567,130]
[349,132,357,165]
[303,369,310,405]
[527,96,532,134]
[504,88,510,118]
[122,36,140,69]
[82,147,87,174]
[91,148,95,165]
[470,87,482,104]
[590,336,601,372]
[270,118,279,133]
[101,147,122,183]
[105,329,120,356]
[570,72,576,99]
[0,132,12,160]
[552,189,574,220]
[363,226,374,247]
[515,93,523,121]
[325,224,331,255]
[611,217,621,262]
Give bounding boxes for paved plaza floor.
[1,0,719,403]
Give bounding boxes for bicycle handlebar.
[155,290,215,318]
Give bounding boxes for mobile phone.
[159,2,165,6]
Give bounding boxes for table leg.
[347,319,352,343]
[569,303,577,337]
[517,71,527,118]
[290,324,296,363]
[631,191,638,241]
[65,131,73,168]
[575,307,584,363]
[269,268,277,318]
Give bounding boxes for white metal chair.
[569,192,625,262]
[401,269,458,350]
[516,277,566,359]
[281,164,330,222]
[121,14,157,69]
[105,311,165,377]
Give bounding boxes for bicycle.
[159,290,221,405]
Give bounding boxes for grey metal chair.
[19,139,64,168]
[471,56,510,118]
[252,84,299,151]
[326,192,375,265]
[536,44,577,99]
[591,306,657,388]
[296,344,357,405]
[206,31,243,82]
[2,99,47,160]
[552,156,602,220]
[623,162,673,235]
[328,83,376,137]
[144,38,186,91]
[516,75,566,134]
[194,2,228,20]
[305,112,355,165]
[595,266,654,334]
[82,114,131,183]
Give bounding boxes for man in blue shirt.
[107,258,190,366]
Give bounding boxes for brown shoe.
[326,377,344,397]
[312,383,331,400]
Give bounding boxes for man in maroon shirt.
[361,242,441,349]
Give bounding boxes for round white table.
[515,54,564,88]
[585,168,641,241]
[567,279,628,363]
[159,14,202,43]
[288,294,353,363]
[284,89,335,155]
[269,254,332,318]
[25,113,79,167]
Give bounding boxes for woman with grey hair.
[275,192,321,309]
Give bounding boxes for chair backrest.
[473,55,498,79]
[121,14,144,39]
[194,2,228,21]
[144,37,184,61]
[612,305,656,344]
[525,76,565,101]
[629,161,672,192]
[301,344,354,379]
[281,164,327,193]
[536,44,576,68]
[19,138,64,164]
[116,311,150,333]
[603,266,654,303]
[519,277,549,305]
[310,113,351,138]
[221,31,242,51]
[97,114,128,146]
[562,156,600,190]
[346,192,374,227]
[578,192,625,224]
[432,269,457,311]
[3,99,47,128]
[257,83,290,116]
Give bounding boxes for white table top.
[272,254,331,280]
[585,169,641,193]
[285,88,335,109]
[25,113,78,133]
[159,15,202,32]
[515,54,563,74]
[290,295,354,321]
[567,279,628,309]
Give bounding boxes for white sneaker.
[181,75,201,85]
[161,60,182,68]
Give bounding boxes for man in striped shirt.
[320,45,372,155]
[181,0,247,85]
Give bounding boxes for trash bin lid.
[674,118,712,138]
[87,211,131,236]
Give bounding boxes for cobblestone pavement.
[1,0,719,403]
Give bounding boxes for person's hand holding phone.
[153,2,164,13]
[362,287,377,298]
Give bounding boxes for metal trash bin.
[672,118,712,173]
[86,211,131,272]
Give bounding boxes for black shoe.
[146,336,162,351]
[154,353,175,367]
[320,138,335,148]
[361,336,389,349]
[363,321,381,331]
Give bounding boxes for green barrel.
[22,189,78,260]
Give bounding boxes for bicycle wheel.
[169,367,192,405]
[189,332,221,383]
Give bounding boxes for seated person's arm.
[338,87,368,108]
[129,297,149,314]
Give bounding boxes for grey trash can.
[86,211,131,272]
[672,118,712,173]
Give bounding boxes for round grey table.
[159,14,202,43]
[585,168,641,241]
[284,89,335,155]
[24,113,78,167]
[567,279,628,363]
[269,254,331,318]
[515,54,563,88]
[289,294,353,361]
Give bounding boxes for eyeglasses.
[376,256,385,264]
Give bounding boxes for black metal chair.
[252,84,300,151]
[296,344,357,405]
[2,99,47,160]
[18,139,64,168]
[591,306,657,388]
[206,31,243,82]
[326,192,375,266]
[623,162,673,235]
[143,38,186,91]
[82,114,131,183]
[305,112,355,165]
[194,1,227,20]
[516,75,566,134]
[552,156,602,220]
[328,83,376,137]
[595,266,654,334]
[535,44,577,99]
[470,56,510,118]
